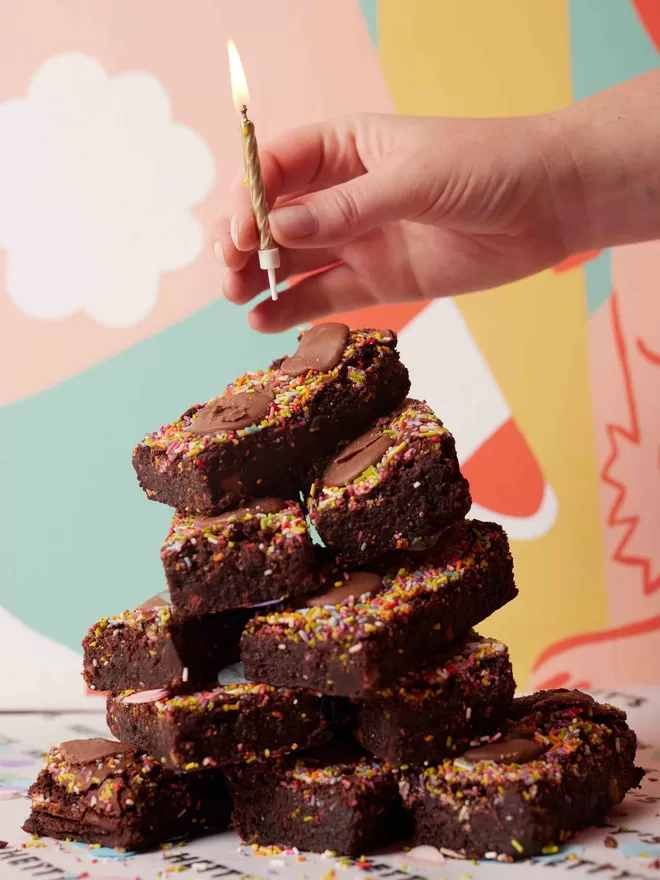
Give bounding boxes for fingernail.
[230,215,240,249]
[213,240,226,266]
[270,205,317,240]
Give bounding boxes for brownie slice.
[133,326,410,514]
[400,689,645,861]
[161,499,316,615]
[308,399,471,565]
[106,682,327,769]
[241,521,517,698]
[23,738,230,850]
[82,593,253,693]
[347,631,515,764]
[226,742,406,856]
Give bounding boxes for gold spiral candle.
[240,105,274,251]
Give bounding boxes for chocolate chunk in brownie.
[161,499,316,615]
[309,399,472,564]
[400,689,645,860]
[133,326,409,514]
[106,681,327,769]
[346,631,515,764]
[82,591,256,693]
[241,520,517,697]
[23,737,230,850]
[226,741,407,856]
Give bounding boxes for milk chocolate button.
[463,738,543,765]
[194,498,285,529]
[324,429,393,487]
[186,387,273,434]
[60,738,134,765]
[305,571,382,606]
[280,323,350,376]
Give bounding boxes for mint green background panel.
[0,297,297,651]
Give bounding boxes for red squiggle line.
[601,292,659,595]
[637,337,660,365]
[532,293,660,672]
[533,614,660,670]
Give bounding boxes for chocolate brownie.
[82,593,254,693]
[106,681,327,769]
[161,499,316,614]
[133,326,410,514]
[400,689,645,861]
[241,521,517,697]
[308,399,472,564]
[23,738,230,850]
[226,742,406,856]
[347,632,515,764]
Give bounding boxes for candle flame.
[227,40,249,112]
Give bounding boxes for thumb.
[268,163,425,248]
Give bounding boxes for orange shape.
[553,250,602,273]
[632,0,660,51]
[462,418,546,518]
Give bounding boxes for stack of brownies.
[24,325,644,860]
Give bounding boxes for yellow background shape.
[380,0,608,685]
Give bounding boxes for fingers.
[222,246,340,305]
[268,161,425,249]
[213,115,370,264]
[247,263,375,334]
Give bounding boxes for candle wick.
[240,104,248,123]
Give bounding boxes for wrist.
[534,110,593,257]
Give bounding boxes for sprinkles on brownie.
[309,398,472,565]
[133,325,410,514]
[106,680,327,770]
[400,689,645,860]
[226,741,406,856]
[161,498,316,614]
[348,631,515,764]
[82,592,253,693]
[240,520,517,697]
[23,737,230,850]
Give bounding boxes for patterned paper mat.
[0,688,658,880]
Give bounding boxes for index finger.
[224,114,370,254]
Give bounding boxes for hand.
[214,112,573,333]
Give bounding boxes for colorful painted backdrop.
[1,0,658,705]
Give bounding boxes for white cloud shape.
[0,53,215,327]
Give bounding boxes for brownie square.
[348,631,515,764]
[82,593,253,693]
[400,689,645,860]
[133,325,410,514]
[241,521,517,698]
[308,398,471,565]
[23,738,230,850]
[106,681,327,769]
[161,499,316,615]
[226,742,406,856]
